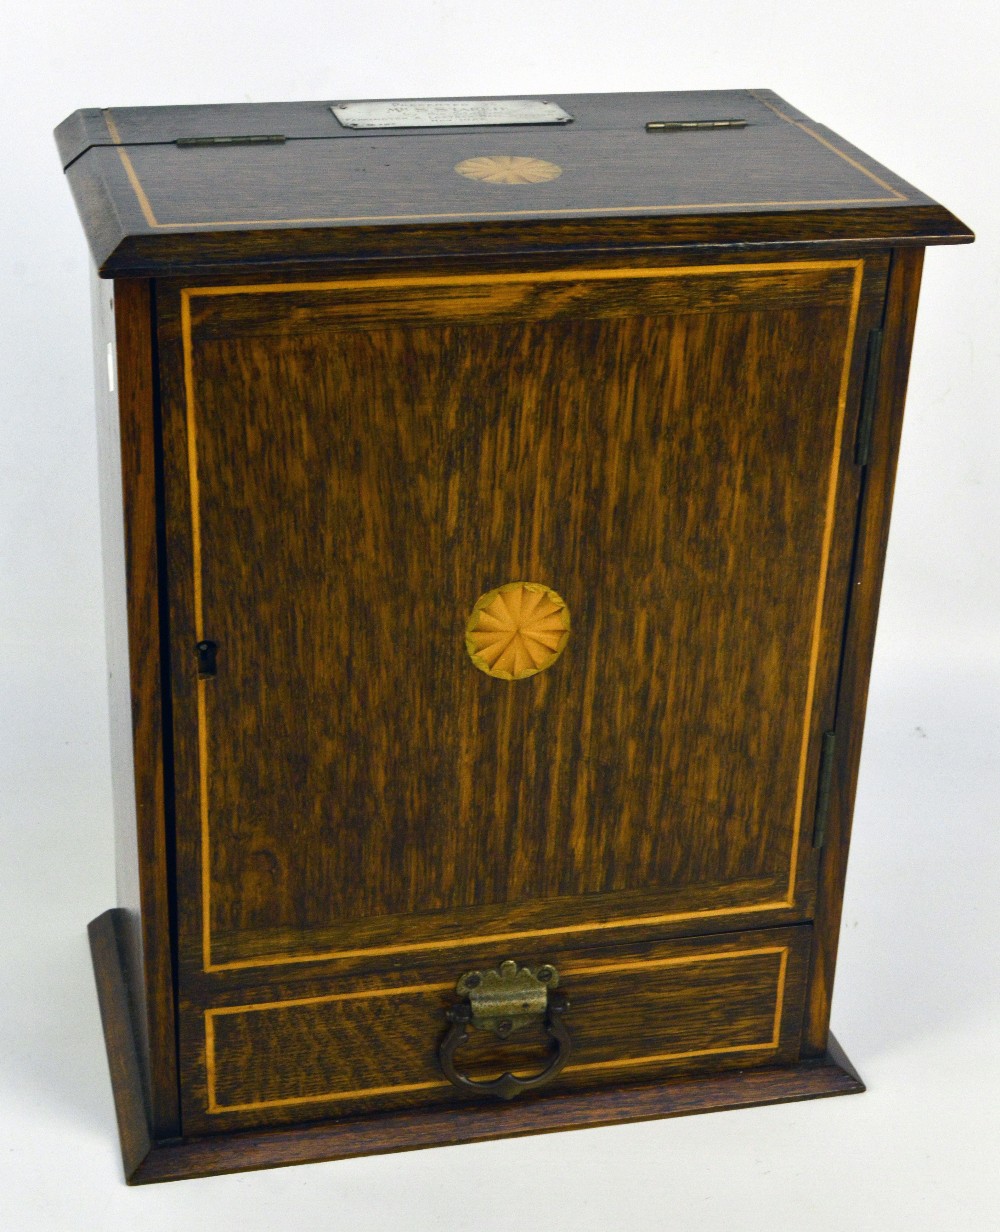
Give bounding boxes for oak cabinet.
[57,89,972,1182]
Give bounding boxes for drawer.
[181,924,812,1134]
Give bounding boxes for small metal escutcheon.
[195,639,218,677]
[438,960,572,1101]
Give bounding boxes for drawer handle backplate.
[438,960,572,1101]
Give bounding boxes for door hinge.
[175,134,286,147]
[196,640,218,677]
[645,118,747,131]
[813,730,837,848]
[854,328,884,467]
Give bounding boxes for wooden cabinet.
[58,90,972,1183]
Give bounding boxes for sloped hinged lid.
[56,89,973,276]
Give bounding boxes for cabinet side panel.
[93,271,180,1136]
[92,268,147,1091]
[804,246,925,1054]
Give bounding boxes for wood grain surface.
[92,275,180,1137]
[55,90,972,277]
[154,259,884,986]
[132,1041,862,1184]
[88,910,153,1181]
[181,925,810,1135]
[88,908,860,1185]
[92,121,907,230]
[803,247,927,1053]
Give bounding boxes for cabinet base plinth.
[90,908,864,1185]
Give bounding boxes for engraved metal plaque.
[330,99,573,129]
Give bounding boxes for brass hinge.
[454,961,559,1037]
[175,134,287,147]
[813,730,837,848]
[854,328,884,466]
[645,118,747,131]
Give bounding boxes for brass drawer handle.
[438,960,572,1101]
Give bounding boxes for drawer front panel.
[183,925,811,1133]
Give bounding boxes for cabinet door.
[159,258,884,986]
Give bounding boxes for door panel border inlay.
[178,260,864,972]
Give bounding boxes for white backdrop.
[2,3,997,1229]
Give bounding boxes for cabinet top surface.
[56,89,972,277]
